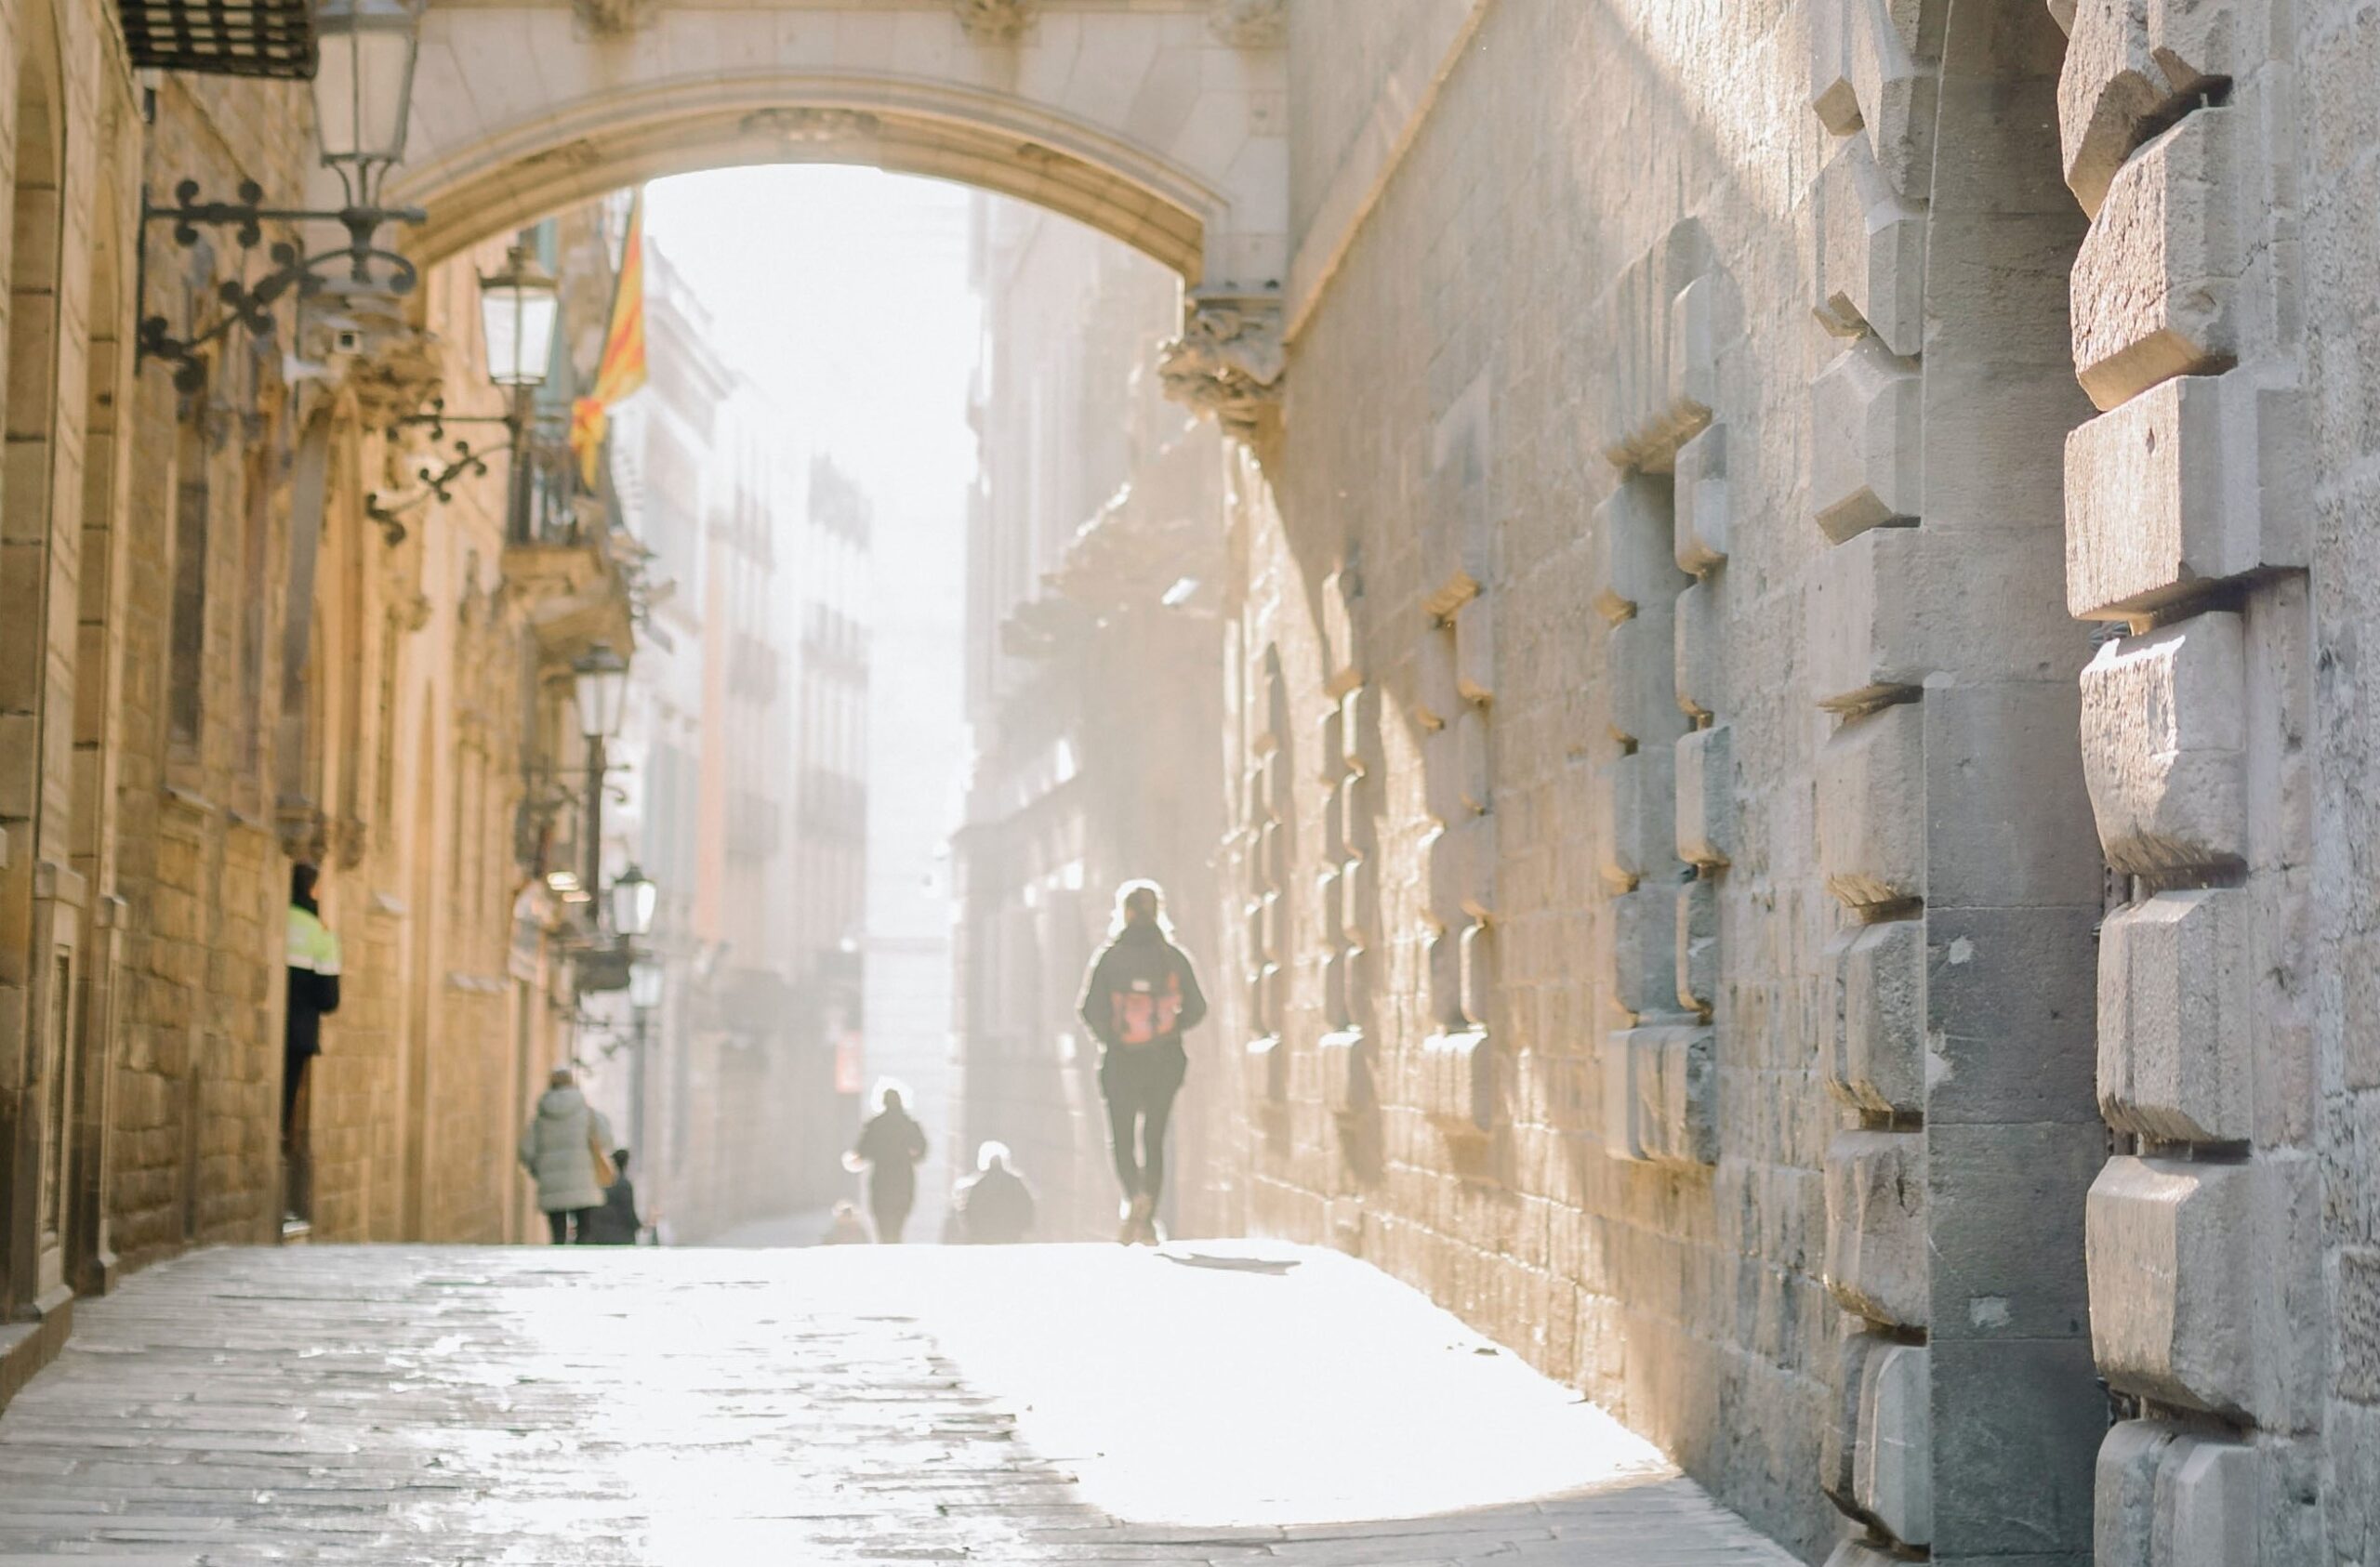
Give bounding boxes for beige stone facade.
[1175,5,2369,1565]
[1,16,636,1405]
[3,3,2376,1564]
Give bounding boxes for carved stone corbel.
[955,0,1030,43]
[1159,290,1286,439]
[1210,0,1285,47]
[300,281,444,428]
[573,0,656,39]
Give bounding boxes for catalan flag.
[569,190,648,488]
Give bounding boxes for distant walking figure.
[518,1066,616,1244]
[848,1082,928,1243]
[579,1149,642,1245]
[954,1140,1038,1244]
[1078,880,1208,1244]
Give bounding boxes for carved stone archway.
[362,0,1291,429]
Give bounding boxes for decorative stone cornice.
[1159,290,1285,439]
[1210,0,1285,47]
[954,0,1030,43]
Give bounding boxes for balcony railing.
[510,425,606,549]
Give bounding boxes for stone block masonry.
[1221,2,2158,1561]
[2049,4,2330,1562]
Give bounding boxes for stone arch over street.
[373,0,1288,296]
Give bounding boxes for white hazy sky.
[641,165,982,533]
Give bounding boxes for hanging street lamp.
[367,243,561,541]
[610,863,657,942]
[138,0,433,392]
[573,644,630,743]
[311,0,422,191]
[625,953,666,1164]
[571,642,630,913]
[479,245,562,388]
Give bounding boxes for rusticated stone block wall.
[2047,3,2329,1562]
[1229,3,2130,1558]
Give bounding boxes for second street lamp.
[369,242,563,543]
[478,244,561,542]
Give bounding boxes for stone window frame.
[1590,222,1737,1175]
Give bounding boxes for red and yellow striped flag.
[569,191,649,487]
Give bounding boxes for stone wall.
[0,0,144,1354]
[1218,2,2313,1561]
[2303,3,2380,1558]
[2046,2,2331,1561]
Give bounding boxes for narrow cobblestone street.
[0,1244,1795,1565]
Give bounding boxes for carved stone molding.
[300,282,444,427]
[573,0,656,40]
[742,107,882,147]
[1210,0,1285,47]
[1159,291,1285,438]
[954,0,1030,43]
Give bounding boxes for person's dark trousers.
[546,1209,594,1244]
[872,1204,911,1244]
[280,1047,311,1139]
[1100,1038,1187,1204]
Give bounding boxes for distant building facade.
[953,195,1227,1242]
[789,455,874,1205]
[595,244,867,1238]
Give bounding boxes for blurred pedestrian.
[518,1066,615,1244]
[954,1140,1037,1244]
[1078,879,1208,1244]
[846,1081,928,1243]
[579,1149,642,1245]
[283,863,341,1146]
[821,1202,872,1245]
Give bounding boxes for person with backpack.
[953,1140,1037,1244]
[1077,880,1208,1244]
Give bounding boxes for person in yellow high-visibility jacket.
[284,863,341,1139]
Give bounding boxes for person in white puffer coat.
[518,1066,615,1244]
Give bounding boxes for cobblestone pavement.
[0,1243,1799,1565]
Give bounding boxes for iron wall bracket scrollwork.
[364,397,534,545]
[364,438,491,546]
[137,178,427,394]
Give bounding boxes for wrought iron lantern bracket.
[137,178,428,394]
